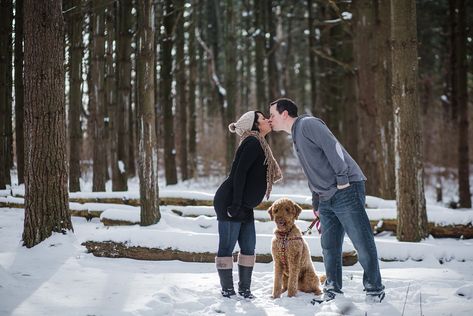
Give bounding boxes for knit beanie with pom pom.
[228,111,255,136]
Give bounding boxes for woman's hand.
[226,205,240,218]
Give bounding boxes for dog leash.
[302,210,321,236]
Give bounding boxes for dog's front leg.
[272,260,283,298]
[287,254,301,297]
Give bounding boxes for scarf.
[240,131,283,199]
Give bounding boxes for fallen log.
[82,241,359,266]
[3,199,472,239]
[370,219,473,239]
[1,197,312,211]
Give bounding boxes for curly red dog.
[268,198,325,298]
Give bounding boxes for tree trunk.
[23,0,73,248]
[352,0,381,197]
[254,0,266,112]
[188,0,197,179]
[137,0,160,226]
[450,0,471,208]
[0,0,13,188]
[373,0,396,200]
[106,4,126,192]
[116,0,133,188]
[90,0,107,191]
[14,0,25,186]
[390,0,428,241]
[68,0,83,192]
[307,0,317,114]
[176,0,189,181]
[224,0,237,172]
[266,0,278,101]
[128,23,137,179]
[162,0,178,185]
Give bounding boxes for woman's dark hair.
[269,98,298,118]
[251,111,265,131]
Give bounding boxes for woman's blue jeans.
[217,220,256,257]
[319,181,384,295]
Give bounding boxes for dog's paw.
[271,292,281,299]
[287,290,297,297]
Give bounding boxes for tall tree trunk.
[0,0,13,188]
[266,0,278,100]
[254,0,266,112]
[90,1,107,191]
[117,0,132,187]
[307,0,317,114]
[224,0,236,172]
[450,0,471,208]
[14,0,25,185]
[162,0,178,185]
[176,0,188,181]
[374,0,396,199]
[106,4,125,191]
[390,0,428,241]
[137,0,160,225]
[188,0,197,179]
[352,0,381,197]
[128,20,137,179]
[23,0,72,248]
[68,0,83,192]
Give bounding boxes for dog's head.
[268,198,302,232]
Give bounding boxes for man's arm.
[302,119,350,188]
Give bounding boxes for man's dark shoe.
[366,291,385,303]
[311,290,342,305]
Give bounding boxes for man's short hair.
[270,98,298,118]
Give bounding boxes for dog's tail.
[318,274,327,285]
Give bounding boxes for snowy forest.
[0,0,473,315]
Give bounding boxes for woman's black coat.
[213,136,268,222]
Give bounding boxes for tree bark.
[23,0,73,248]
[374,0,396,200]
[176,0,189,181]
[116,0,133,189]
[14,0,24,185]
[162,0,178,185]
[90,0,107,191]
[266,0,278,101]
[390,0,428,241]
[307,0,317,114]
[67,0,83,192]
[137,0,160,226]
[0,0,13,188]
[254,0,266,112]
[449,0,471,208]
[106,4,126,192]
[352,0,381,197]
[224,0,237,172]
[188,0,197,179]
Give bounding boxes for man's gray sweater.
[291,114,366,210]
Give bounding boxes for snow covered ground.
[1,174,473,315]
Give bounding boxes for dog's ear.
[268,206,274,221]
[293,202,302,219]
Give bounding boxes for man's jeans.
[217,220,256,257]
[319,181,384,295]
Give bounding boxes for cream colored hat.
[228,111,256,136]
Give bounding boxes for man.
[268,98,385,304]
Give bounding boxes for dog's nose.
[277,219,286,226]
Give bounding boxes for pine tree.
[23,0,73,247]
